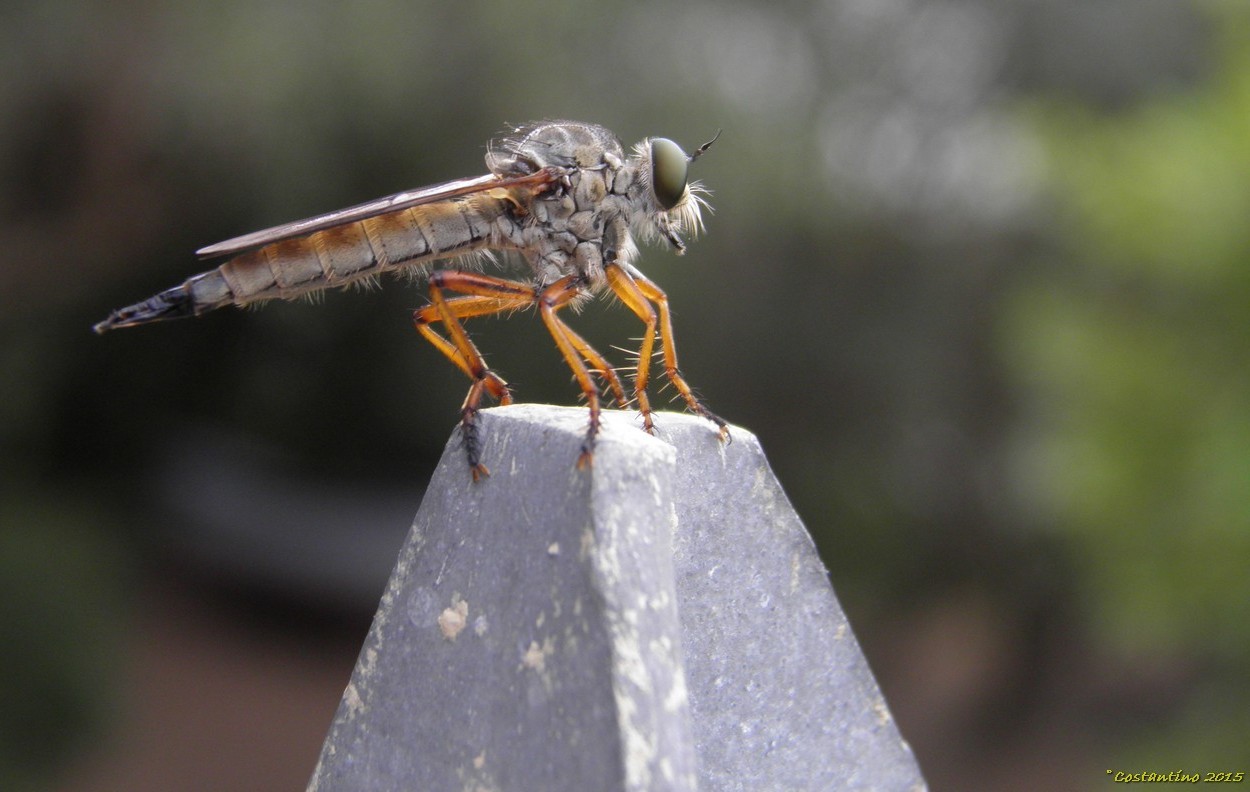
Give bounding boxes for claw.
[697,406,731,444]
[576,448,594,470]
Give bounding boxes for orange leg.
[554,322,629,410]
[536,276,606,468]
[604,265,659,432]
[414,272,534,479]
[604,263,729,441]
[413,270,625,478]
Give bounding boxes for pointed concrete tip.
[308,405,926,792]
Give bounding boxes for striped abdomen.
[94,198,504,333]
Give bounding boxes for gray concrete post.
[308,405,925,791]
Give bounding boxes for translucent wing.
[196,170,558,260]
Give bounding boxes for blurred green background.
[2,0,1247,789]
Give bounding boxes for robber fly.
[95,120,728,479]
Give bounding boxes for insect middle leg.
[604,262,729,440]
[535,275,619,468]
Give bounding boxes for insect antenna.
[689,129,721,162]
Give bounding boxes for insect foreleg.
[606,263,729,442]
[604,264,659,433]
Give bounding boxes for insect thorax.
[486,121,626,176]
[488,122,648,287]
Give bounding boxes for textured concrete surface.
[308,404,926,791]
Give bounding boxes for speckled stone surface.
[308,405,925,792]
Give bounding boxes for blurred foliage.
[0,497,129,790]
[1008,0,1250,764]
[1,0,1247,788]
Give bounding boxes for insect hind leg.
[413,270,625,478]
[413,272,536,480]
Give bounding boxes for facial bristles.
[673,181,711,237]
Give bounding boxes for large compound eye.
[649,137,689,211]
